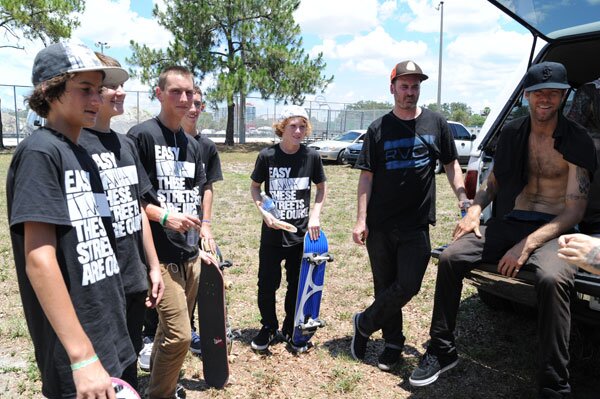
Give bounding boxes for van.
[438,0,600,328]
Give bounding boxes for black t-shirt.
[355,108,458,231]
[127,118,207,264]
[80,128,153,294]
[251,144,326,247]
[193,134,223,185]
[6,127,134,398]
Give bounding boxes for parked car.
[308,130,366,164]
[441,0,600,328]
[340,121,474,171]
[22,109,45,136]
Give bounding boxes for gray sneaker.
[409,352,458,387]
[137,335,154,372]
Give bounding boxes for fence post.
[13,86,20,141]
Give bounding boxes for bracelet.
[201,219,211,224]
[71,354,99,371]
[160,210,170,226]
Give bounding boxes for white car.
[308,130,366,164]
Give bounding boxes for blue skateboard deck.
[291,231,333,347]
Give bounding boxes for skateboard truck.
[303,252,334,264]
[299,317,326,334]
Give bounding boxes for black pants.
[121,292,147,390]
[359,227,431,349]
[142,307,158,338]
[428,216,576,396]
[257,243,303,334]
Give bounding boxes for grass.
[0,145,599,398]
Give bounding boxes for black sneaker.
[282,331,309,354]
[174,383,186,398]
[409,351,458,387]
[350,313,369,360]
[251,326,276,351]
[377,347,402,371]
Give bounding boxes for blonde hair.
[273,116,313,138]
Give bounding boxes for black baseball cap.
[390,60,428,83]
[32,42,128,86]
[523,61,570,92]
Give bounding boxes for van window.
[449,123,471,140]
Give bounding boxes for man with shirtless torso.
[409,62,597,398]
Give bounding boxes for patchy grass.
[0,147,599,398]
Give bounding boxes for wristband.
[70,354,99,371]
[201,219,211,224]
[160,210,170,226]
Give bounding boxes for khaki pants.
[147,257,200,399]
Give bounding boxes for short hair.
[95,52,121,68]
[193,85,202,96]
[158,66,193,90]
[273,116,313,138]
[27,73,74,118]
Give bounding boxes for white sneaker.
[138,336,154,372]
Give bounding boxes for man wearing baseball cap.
[351,60,468,371]
[410,62,596,397]
[249,105,327,353]
[7,42,133,398]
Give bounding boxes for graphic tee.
[128,118,206,264]
[356,108,458,231]
[7,127,134,398]
[251,144,326,247]
[80,128,153,294]
[193,134,223,185]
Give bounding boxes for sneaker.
[174,383,186,398]
[377,347,402,371]
[137,335,154,372]
[409,351,458,387]
[251,326,276,351]
[282,331,309,354]
[350,313,369,360]
[190,330,202,355]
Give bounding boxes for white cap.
[279,105,308,122]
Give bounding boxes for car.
[22,109,45,137]
[339,121,474,170]
[444,0,600,327]
[308,129,366,164]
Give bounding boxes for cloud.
[295,0,381,38]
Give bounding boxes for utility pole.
[436,1,444,109]
[95,41,110,54]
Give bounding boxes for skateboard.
[258,207,298,233]
[111,377,140,399]
[198,238,231,388]
[291,231,334,349]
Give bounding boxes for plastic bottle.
[260,191,281,219]
[186,212,199,247]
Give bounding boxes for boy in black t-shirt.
[250,105,327,353]
[7,42,132,398]
[79,53,165,391]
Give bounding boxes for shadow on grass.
[216,142,272,153]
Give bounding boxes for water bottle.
[260,191,281,219]
[186,213,199,246]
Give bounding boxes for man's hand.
[352,220,368,245]
[558,233,600,272]
[200,223,217,253]
[145,266,164,309]
[164,212,202,234]
[72,360,115,399]
[199,249,219,266]
[498,240,528,277]
[307,216,321,241]
[453,211,481,241]
[258,207,282,230]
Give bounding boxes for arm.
[142,202,202,234]
[558,233,600,275]
[498,164,590,277]
[25,222,115,399]
[308,181,327,240]
[200,183,215,251]
[443,159,468,206]
[250,180,280,230]
[453,170,499,240]
[352,170,373,245]
[140,207,164,308]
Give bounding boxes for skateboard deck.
[291,231,333,348]
[198,239,229,388]
[111,377,140,399]
[258,207,298,233]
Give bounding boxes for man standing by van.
[350,60,468,371]
[410,62,596,398]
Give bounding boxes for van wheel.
[477,289,512,311]
[434,159,443,174]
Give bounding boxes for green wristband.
[71,354,99,371]
[160,210,170,226]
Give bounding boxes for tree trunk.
[0,98,5,149]
[238,90,246,144]
[225,95,235,146]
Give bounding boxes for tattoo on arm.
[566,194,588,201]
[576,166,590,195]
[585,245,600,272]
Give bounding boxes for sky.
[0,0,537,115]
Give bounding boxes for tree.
[346,100,393,110]
[0,0,85,49]
[128,0,332,146]
[0,0,84,148]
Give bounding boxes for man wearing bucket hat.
[410,62,596,397]
[7,42,134,398]
[249,105,327,353]
[350,60,468,371]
